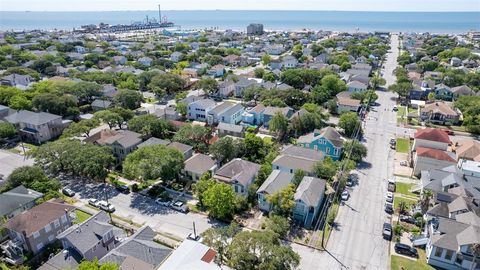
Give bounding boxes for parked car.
[98,201,115,213]
[400,160,408,166]
[386,192,394,203]
[385,202,394,214]
[62,188,75,197]
[390,144,396,150]
[88,198,100,207]
[400,215,416,224]
[341,190,350,201]
[393,106,398,111]
[387,179,396,192]
[394,243,418,258]
[155,197,172,207]
[390,138,396,145]
[115,184,130,194]
[382,223,392,240]
[346,179,354,187]
[170,200,189,213]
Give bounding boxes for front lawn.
[395,183,418,199]
[74,209,92,224]
[396,138,410,153]
[393,196,417,212]
[391,249,434,270]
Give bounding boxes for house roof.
[263,106,293,116]
[455,139,480,161]
[281,145,324,161]
[100,226,172,270]
[167,142,193,155]
[57,211,113,254]
[217,122,244,133]
[448,196,469,213]
[451,85,473,96]
[318,127,344,148]
[414,128,451,144]
[209,101,235,114]
[3,200,75,236]
[191,99,216,109]
[85,129,143,149]
[158,239,221,270]
[335,91,361,107]
[431,217,469,251]
[421,102,458,117]
[347,80,367,89]
[184,154,216,175]
[214,158,261,187]
[37,248,83,270]
[138,137,170,148]
[257,170,293,195]
[456,225,480,246]
[0,185,43,217]
[5,110,61,126]
[294,176,326,207]
[91,99,112,108]
[416,147,456,163]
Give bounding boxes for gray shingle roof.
[138,137,170,148]
[214,158,261,186]
[0,185,43,217]
[257,170,293,195]
[5,110,61,126]
[57,211,112,254]
[217,122,244,133]
[100,226,172,269]
[184,154,217,175]
[294,176,326,207]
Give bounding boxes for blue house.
[293,176,326,229]
[242,104,265,126]
[409,80,434,100]
[297,127,344,161]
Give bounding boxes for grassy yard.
[74,210,92,224]
[395,183,418,199]
[393,196,417,211]
[391,250,434,270]
[396,138,410,153]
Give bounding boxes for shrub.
[147,185,165,197]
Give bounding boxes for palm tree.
[470,243,480,270]
[398,201,408,215]
[421,189,433,214]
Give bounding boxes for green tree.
[61,118,100,138]
[388,82,412,99]
[203,182,237,220]
[264,214,290,237]
[227,230,300,270]
[114,89,143,110]
[8,95,32,110]
[269,112,289,139]
[254,68,265,79]
[123,145,184,182]
[173,124,210,152]
[262,54,271,65]
[339,112,361,138]
[292,169,306,186]
[127,114,174,138]
[32,93,78,117]
[209,136,243,164]
[194,173,216,206]
[197,77,219,95]
[94,110,123,129]
[6,166,61,199]
[77,259,118,270]
[314,157,338,181]
[370,75,386,90]
[343,140,367,163]
[243,133,268,163]
[176,102,187,117]
[0,122,16,140]
[147,73,185,96]
[267,184,296,217]
[201,222,241,264]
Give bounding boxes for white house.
[257,170,294,212]
[413,128,451,151]
[282,55,298,69]
[413,147,456,176]
[137,57,153,66]
[347,80,368,92]
[217,80,235,98]
[187,99,216,122]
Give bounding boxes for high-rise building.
[247,23,264,35]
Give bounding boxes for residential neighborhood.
[0,15,479,270]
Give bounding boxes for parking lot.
[0,149,34,181]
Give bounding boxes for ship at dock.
[77,4,177,33]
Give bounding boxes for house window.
[334,148,339,155]
[33,231,40,239]
[36,242,44,251]
[44,224,51,233]
[434,247,444,258]
[290,169,293,173]
[48,235,54,242]
[444,249,453,260]
[305,143,309,147]
[53,219,60,228]
[314,145,318,150]
[61,215,67,223]
[326,147,330,154]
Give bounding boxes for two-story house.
[297,127,344,161]
[182,153,217,182]
[272,145,324,175]
[347,80,368,93]
[0,186,43,222]
[214,158,261,196]
[420,102,460,125]
[282,55,298,69]
[187,99,216,122]
[2,200,76,257]
[57,211,121,262]
[207,101,244,125]
[413,147,456,176]
[5,110,66,144]
[85,129,143,166]
[293,176,326,229]
[257,170,294,212]
[413,128,451,151]
[261,106,294,129]
[434,84,454,101]
[234,78,257,97]
[217,80,235,98]
[242,104,265,126]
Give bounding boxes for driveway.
[295,34,400,270]
[65,181,222,239]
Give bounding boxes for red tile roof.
[416,147,456,162]
[414,128,451,144]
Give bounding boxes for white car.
[341,190,350,201]
[88,198,100,207]
[155,198,172,207]
[98,201,115,213]
[386,192,394,203]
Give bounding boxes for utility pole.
[158,4,162,23]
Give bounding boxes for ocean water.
[0,10,479,33]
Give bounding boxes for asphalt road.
[295,34,400,270]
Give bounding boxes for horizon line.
[1,9,478,13]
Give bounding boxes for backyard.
[396,138,410,153]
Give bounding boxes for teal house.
[293,176,326,229]
[297,127,344,161]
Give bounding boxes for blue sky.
[1,0,479,11]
